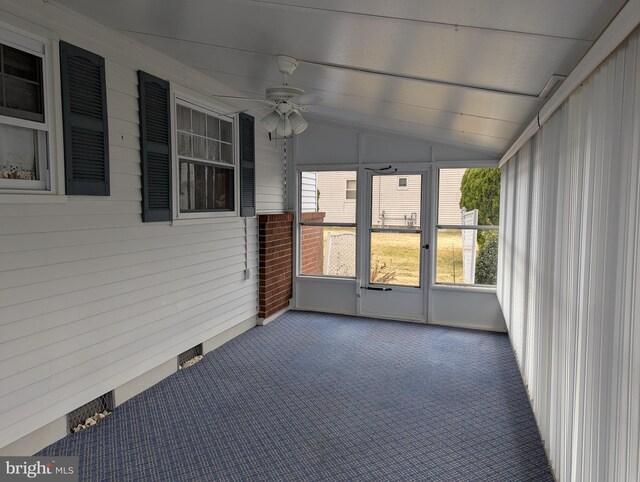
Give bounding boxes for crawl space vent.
[68,391,114,433]
[178,343,203,369]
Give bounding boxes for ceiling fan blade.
[221,106,274,116]
[289,93,322,105]
[212,94,276,105]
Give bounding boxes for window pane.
[3,45,40,82]
[436,229,498,285]
[193,163,208,210]
[302,171,357,223]
[177,105,191,131]
[206,139,219,161]
[192,110,206,136]
[220,120,232,143]
[300,226,355,277]
[206,115,219,139]
[4,77,41,114]
[370,232,420,286]
[0,124,38,180]
[220,143,233,164]
[177,132,192,156]
[179,160,233,212]
[193,135,206,159]
[345,179,356,200]
[371,174,421,228]
[213,167,233,210]
[438,168,501,226]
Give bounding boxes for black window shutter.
[239,112,256,217]
[59,41,109,196]
[137,71,172,222]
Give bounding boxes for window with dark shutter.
[138,71,172,222]
[59,41,109,196]
[239,113,255,217]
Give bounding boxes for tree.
[474,230,499,285]
[459,168,501,284]
[459,168,501,226]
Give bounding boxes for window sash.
[436,224,498,230]
[0,31,49,191]
[175,97,237,217]
[178,159,234,213]
[0,127,47,190]
[0,43,45,122]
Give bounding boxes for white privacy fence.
[461,208,478,284]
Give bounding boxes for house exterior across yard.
[301,169,466,227]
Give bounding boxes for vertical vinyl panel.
[534,109,561,441]
[503,160,517,331]
[499,27,640,482]
[609,32,640,482]
[524,134,541,394]
[511,143,531,364]
[497,167,508,307]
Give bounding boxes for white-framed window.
[397,177,408,189]
[435,167,500,286]
[299,170,357,278]
[174,97,236,217]
[345,179,356,200]
[0,28,50,191]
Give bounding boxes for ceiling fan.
[214,55,320,137]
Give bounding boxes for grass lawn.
[320,228,466,285]
[435,230,465,284]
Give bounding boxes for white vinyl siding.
[498,28,640,482]
[255,139,285,214]
[370,175,421,228]
[0,0,283,450]
[315,171,356,223]
[300,171,317,212]
[437,168,466,225]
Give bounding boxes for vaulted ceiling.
[56,0,627,156]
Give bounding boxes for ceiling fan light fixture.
[260,110,281,132]
[275,115,293,137]
[289,111,308,135]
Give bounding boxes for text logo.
[0,457,78,482]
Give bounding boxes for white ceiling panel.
[53,0,625,155]
[55,0,592,94]
[125,32,544,123]
[241,0,626,40]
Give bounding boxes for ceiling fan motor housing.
[266,85,305,102]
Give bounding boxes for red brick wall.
[300,212,326,275]
[258,213,294,318]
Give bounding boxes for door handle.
[365,286,392,291]
[422,244,429,249]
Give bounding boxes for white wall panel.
[0,0,283,450]
[498,28,640,482]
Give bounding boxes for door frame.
[357,166,431,322]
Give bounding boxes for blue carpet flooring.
[40,311,553,481]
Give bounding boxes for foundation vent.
[68,391,114,433]
[178,343,203,369]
